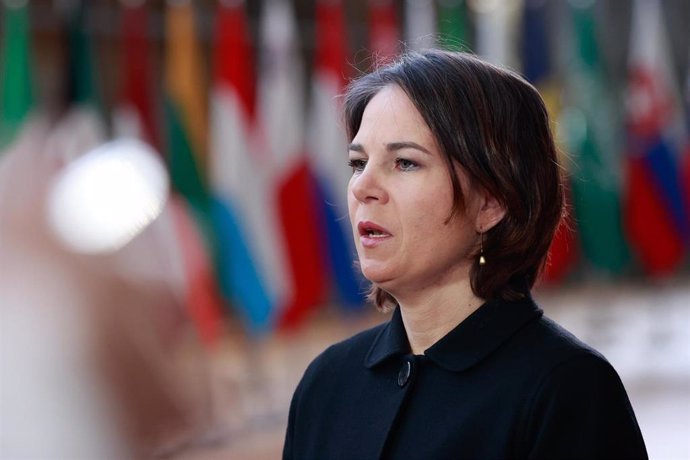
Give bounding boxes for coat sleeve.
[522,353,648,460]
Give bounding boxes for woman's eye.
[396,158,418,171]
[348,159,366,172]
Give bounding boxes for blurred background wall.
[1,0,689,458]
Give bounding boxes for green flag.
[66,2,100,109]
[0,0,33,150]
[46,2,106,162]
[163,1,209,206]
[437,0,470,51]
[562,3,630,274]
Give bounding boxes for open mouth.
[358,221,392,238]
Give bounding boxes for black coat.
[283,296,647,460]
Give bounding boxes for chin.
[360,264,396,287]
[360,264,385,282]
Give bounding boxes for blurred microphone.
[47,138,169,254]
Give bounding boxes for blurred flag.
[472,0,519,68]
[308,0,365,311]
[164,0,223,344]
[624,0,689,276]
[45,2,106,163]
[257,0,327,329]
[209,1,276,333]
[0,0,52,227]
[521,0,555,98]
[167,196,224,347]
[437,0,470,51]
[368,0,400,65]
[164,1,208,206]
[105,0,210,346]
[0,0,33,151]
[404,0,435,51]
[113,1,158,149]
[560,1,630,276]
[683,48,690,228]
[521,0,578,283]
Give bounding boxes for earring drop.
[479,231,486,265]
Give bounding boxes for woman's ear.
[475,191,506,232]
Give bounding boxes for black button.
[398,360,412,387]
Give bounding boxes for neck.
[395,279,483,355]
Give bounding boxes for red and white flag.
[257,0,328,329]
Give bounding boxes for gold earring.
[479,231,486,265]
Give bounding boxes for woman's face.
[347,85,482,296]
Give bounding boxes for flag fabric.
[106,0,214,346]
[473,0,519,68]
[167,196,224,346]
[113,1,158,149]
[521,0,552,89]
[624,0,689,276]
[0,0,53,227]
[404,0,436,51]
[164,1,209,205]
[368,0,400,65]
[45,2,107,164]
[0,2,106,248]
[209,1,276,333]
[521,0,578,283]
[257,0,327,329]
[682,47,690,235]
[164,1,223,344]
[308,0,365,310]
[0,0,33,151]
[560,1,631,276]
[437,0,470,51]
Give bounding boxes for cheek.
[402,186,459,246]
[347,188,359,236]
[409,184,454,225]
[347,188,356,218]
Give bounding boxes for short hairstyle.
[343,50,565,310]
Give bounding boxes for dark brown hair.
[344,50,565,310]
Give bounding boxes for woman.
[283,50,647,459]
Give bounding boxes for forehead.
[354,85,436,145]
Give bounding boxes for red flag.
[368,0,400,65]
[315,0,348,87]
[213,3,255,122]
[276,166,328,329]
[542,202,579,283]
[115,2,158,149]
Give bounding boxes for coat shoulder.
[517,313,610,371]
[517,317,648,458]
[298,319,389,387]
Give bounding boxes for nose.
[349,164,388,204]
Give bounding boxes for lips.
[357,220,392,248]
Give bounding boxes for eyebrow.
[347,141,431,155]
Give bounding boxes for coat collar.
[364,295,543,372]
